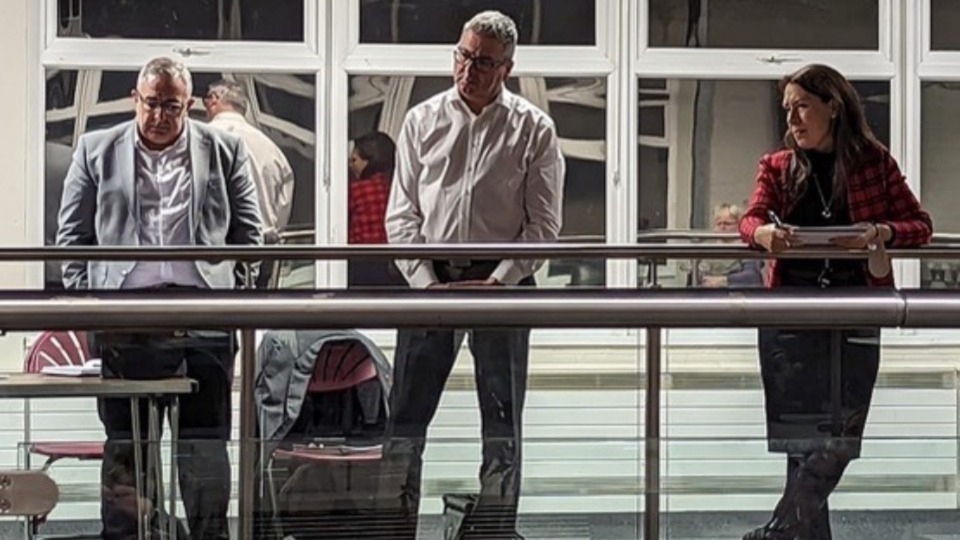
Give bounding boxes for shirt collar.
[211,111,247,124]
[447,85,511,115]
[135,120,190,154]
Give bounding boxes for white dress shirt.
[386,87,565,287]
[123,126,207,289]
[209,111,294,239]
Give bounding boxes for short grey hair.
[462,10,518,60]
[209,78,249,115]
[137,56,193,97]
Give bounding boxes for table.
[0,373,197,539]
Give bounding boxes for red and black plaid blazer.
[739,146,932,288]
[349,172,391,244]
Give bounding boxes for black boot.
[742,455,802,539]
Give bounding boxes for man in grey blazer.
[57,57,262,539]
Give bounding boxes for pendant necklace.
[811,173,833,220]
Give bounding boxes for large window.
[32,0,958,340]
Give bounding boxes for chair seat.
[29,442,105,460]
[274,444,382,463]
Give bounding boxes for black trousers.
[378,261,532,539]
[91,330,235,540]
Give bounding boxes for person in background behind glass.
[347,131,405,287]
[693,202,764,288]
[204,78,294,289]
[739,63,932,540]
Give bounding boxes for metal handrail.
[1,288,960,538]
[0,288,913,330]
[6,242,960,261]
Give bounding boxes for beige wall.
[921,83,960,233]
[0,0,33,367]
[706,81,779,217]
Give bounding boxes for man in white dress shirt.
[204,78,294,288]
[382,10,565,539]
[57,57,262,539]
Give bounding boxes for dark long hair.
[778,64,884,207]
[353,131,396,179]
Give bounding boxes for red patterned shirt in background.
[349,171,391,244]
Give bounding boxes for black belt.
[434,259,500,269]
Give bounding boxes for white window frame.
[901,0,960,345]
[29,0,329,289]
[26,0,960,348]
[630,0,944,347]
[334,0,637,346]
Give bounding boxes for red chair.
[272,339,383,462]
[23,331,104,538]
[265,339,387,538]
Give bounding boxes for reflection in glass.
[348,75,607,287]
[638,78,890,287]
[44,68,317,289]
[921,82,960,287]
[360,0,595,45]
[56,0,304,41]
[931,0,960,50]
[648,0,878,50]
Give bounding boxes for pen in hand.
[767,210,786,230]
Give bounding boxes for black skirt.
[758,327,880,459]
[759,261,878,459]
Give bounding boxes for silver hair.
[462,10,518,60]
[137,56,193,97]
[209,78,249,115]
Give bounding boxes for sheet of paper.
[40,358,101,377]
[792,225,870,246]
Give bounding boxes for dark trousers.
[378,261,532,539]
[92,331,235,540]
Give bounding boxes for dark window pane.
[57,0,304,41]
[360,0,595,45]
[47,70,78,111]
[638,145,668,232]
[931,0,960,50]
[639,106,665,138]
[649,0,878,50]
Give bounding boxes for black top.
[780,150,866,287]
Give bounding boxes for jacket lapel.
[189,121,210,234]
[116,123,138,229]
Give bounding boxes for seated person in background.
[690,203,764,288]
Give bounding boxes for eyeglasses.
[453,47,507,73]
[203,89,224,102]
[136,92,186,116]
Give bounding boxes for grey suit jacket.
[56,119,263,290]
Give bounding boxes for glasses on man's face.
[136,93,186,116]
[453,48,506,73]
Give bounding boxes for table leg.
[148,399,165,537]
[130,397,146,540]
[168,398,180,540]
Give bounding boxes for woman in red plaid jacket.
[348,131,406,287]
[738,64,932,539]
